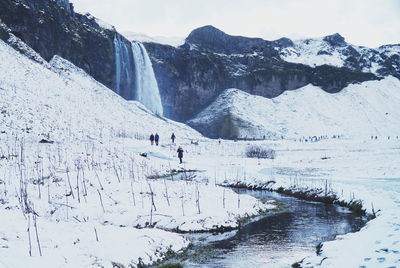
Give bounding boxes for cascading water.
[114,35,121,95]
[131,42,164,116]
[114,35,164,116]
[113,34,135,98]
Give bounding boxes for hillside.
[0,33,201,143]
[145,26,379,121]
[187,78,400,139]
[0,35,196,266]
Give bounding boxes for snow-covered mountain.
[187,78,400,139]
[144,26,380,121]
[280,33,400,77]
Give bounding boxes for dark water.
[168,190,366,268]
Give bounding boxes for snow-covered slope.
[0,38,199,266]
[280,34,400,75]
[280,37,348,68]
[0,38,201,144]
[187,78,400,139]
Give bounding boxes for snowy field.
[1,32,400,267]
[185,137,400,267]
[0,38,274,267]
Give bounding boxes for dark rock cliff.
[145,26,378,121]
[0,0,136,99]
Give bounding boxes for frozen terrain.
[0,38,274,267]
[187,138,400,267]
[0,31,400,268]
[188,78,400,139]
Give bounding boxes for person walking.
[171,133,176,143]
[155,133,159,146]
[150,133,154,145]
[177,146,183,164]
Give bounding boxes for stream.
[161,189,366,268]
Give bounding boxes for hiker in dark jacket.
[177,146,183,163]
[155,133,159,146]
[171,133,176,143]
[150,133,154,145]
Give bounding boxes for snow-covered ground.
[188,78,400,140]
[182,138,400,267]
[1,31,400,267]
[0,38,276,267]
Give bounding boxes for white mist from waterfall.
[131,42,163,116]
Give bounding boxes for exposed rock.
[0,0,134,100]
[323,33,346,47]
[185,25,274,54]
[145,27,377,121]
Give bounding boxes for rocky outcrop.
[0,0,136,100]
[145,26,377,121]
[323,33,346,47]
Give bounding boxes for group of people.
[370,135,399,140]
[149,132,183,163]
[149,133,160,146]
[149,132,176,145]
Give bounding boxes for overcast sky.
[71,0,400,48]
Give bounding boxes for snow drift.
[187,79,400,139]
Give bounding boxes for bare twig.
[94,227,99,242]
[33,214,42,256]
[27,214,32,256]
[97,189,105,213]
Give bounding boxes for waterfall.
[114,35,163,116]
[131,42,164,116]
[113,35,135,98]
[113,36,121,95]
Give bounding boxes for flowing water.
[131,42,163,116]
[113,35,163,115]
[113,34,135,98]
[166,190,366,268]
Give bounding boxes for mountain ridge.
[145,25,380,121]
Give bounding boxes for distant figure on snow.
[218,138,221,145]
[177,146,184,164]
[155,133,159,146]
[150,133,154,145]
[171,133,176,143]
